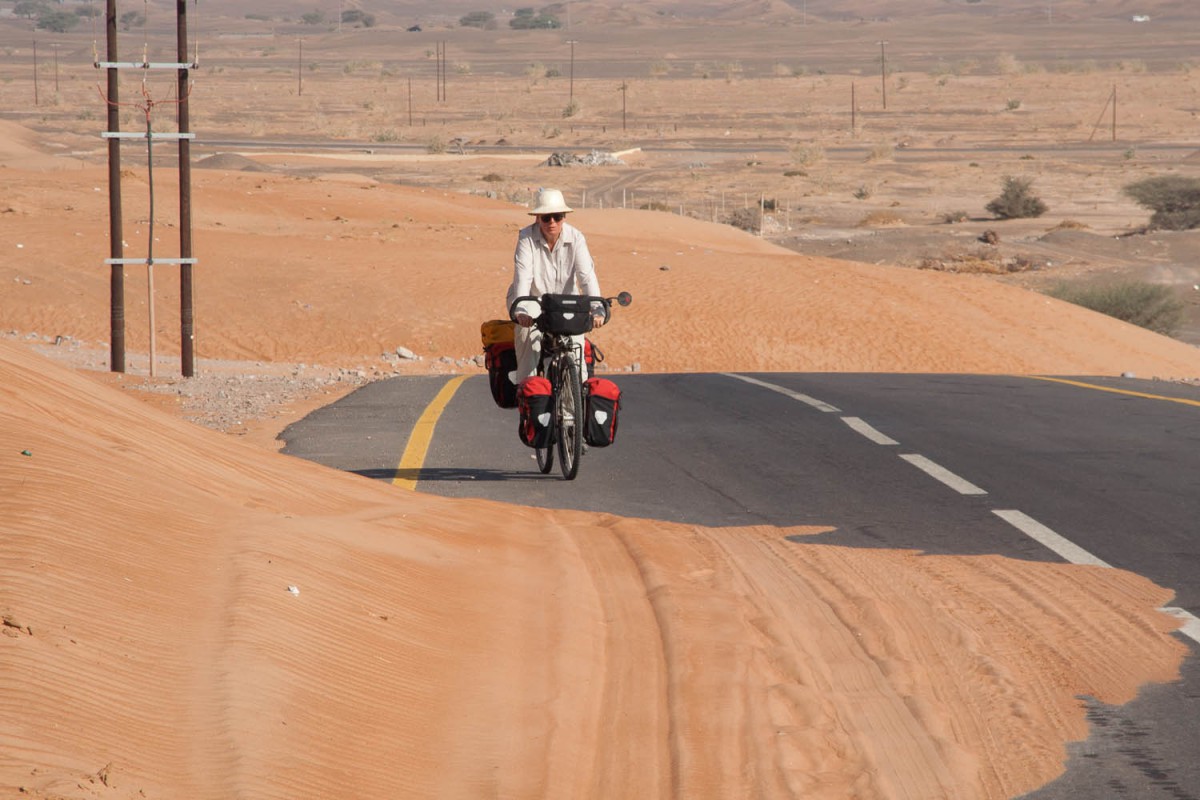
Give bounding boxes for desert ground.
[3,1,1200,797]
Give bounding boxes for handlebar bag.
[517,376,553,448]
[584,378,621,447]
[540,294,594,336]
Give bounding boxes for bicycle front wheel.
[556,357,584,480]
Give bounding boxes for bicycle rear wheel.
[556,357,584,480]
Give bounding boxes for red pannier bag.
[583,338,604,374]
[584,378,621,447]
[481,319,518,409]
[517,376,553,448]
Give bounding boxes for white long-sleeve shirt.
[506,221,602,317]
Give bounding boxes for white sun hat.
[529,188,574,215]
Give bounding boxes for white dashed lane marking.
[992,509,1113,568]
[723,373,841,413]
[841,416,899,446]
[899,453,988,496]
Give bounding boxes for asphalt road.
[279,371,1200,799]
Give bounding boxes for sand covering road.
[2,126,1198,797]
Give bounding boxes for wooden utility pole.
[177,0,195,377]
[105,1,125,372]
[567,39,578,102]
[619,80,627,131]
[297,38,303,96]
[33,40,38,105]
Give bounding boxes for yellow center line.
[392,375,469,491]
[1027,375,1200,408]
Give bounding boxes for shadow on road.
[353,467,546,483]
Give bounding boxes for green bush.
[36,9,78,32]
[986,176,1047,219]
[510,9,560,29]
[460,11,496,29]
[1047,281,1184,336]
[1123,175,1200,230]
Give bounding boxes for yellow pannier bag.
[481,319,515,347]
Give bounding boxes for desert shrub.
[1048,219,1088,231]
[640,201,672,212]
[857,211,904,227]
[783,169,807,178]
[1047,282,1184,336]
[725,207,761,233]
[562,99,580,118]
[300,11,324,24]
[790,143,824,167]
[853,185,872,200]
[341,9,376,27]
[1005,98,1021,111]
[1123,175,1200,230]
[118,10,145,29]
[994,53,1022,75]
[986,176,1048,219]
[865,139,893,162]
[545,66,561,78]
[460,11,496,29]
[481,173,504,183]
[426,135,446,155]
[649,60,671,77]
[940,210,969,224]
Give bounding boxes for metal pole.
[1112,85,1117,141]
[53,44,59,93]
[177,0,195,377]
[106,0,125,373]
[33,40,38,105]
[297,38,303,96]
[851,82,856,134]
[408,77,412,125]
[879,41,888,110]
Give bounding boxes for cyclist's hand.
[516,312,534,328]
[592,313,606,328]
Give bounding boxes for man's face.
[538,213,565,233]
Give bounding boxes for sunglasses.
[538,213,566,223]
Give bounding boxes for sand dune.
[3,164,1200,379]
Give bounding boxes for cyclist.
[506,188,605,384]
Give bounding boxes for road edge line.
[392,375,469,491]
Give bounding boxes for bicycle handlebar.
[508,291,632,328]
